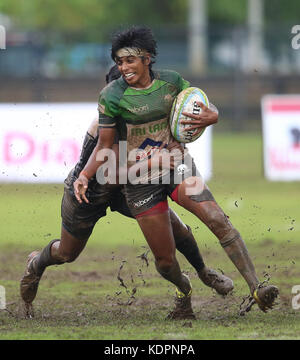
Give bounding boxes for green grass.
[0,133,300,340]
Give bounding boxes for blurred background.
[1,3,300,336]
[1,0,300,131]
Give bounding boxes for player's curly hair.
[111,26,157,67]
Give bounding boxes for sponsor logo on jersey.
[133,194,154,208]
[130,121,168,137]
[129,104,150,114]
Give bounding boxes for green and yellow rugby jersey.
[98,69,189,179]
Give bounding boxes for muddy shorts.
[61,171,133,240]
[124,154,214,217]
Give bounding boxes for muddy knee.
[205,208,232,236]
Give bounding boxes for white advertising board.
[262,95,300,181]
[0,103,212,183]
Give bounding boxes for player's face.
[116,56,151,88]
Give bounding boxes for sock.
[32,239,64,276]
[220,229,259,293]
[174,225,205,272]
[155,258,191,296]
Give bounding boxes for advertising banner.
[0,103,212,183]
[262,95,300,181]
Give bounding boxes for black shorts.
[124,155,196,217]
[124,155,214,217]
[61,170,133,240]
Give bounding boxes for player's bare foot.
[20,251,41,317]
[198,267,234,295]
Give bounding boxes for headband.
[115,47,148,60]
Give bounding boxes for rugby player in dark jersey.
[74,26,279,319]
[20,65,233,319]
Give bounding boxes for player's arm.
[74,127,116,203]
[74,83,120,203]
[180,102,218,135]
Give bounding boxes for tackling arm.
[73,127,116,203]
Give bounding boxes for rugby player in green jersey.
[74,26,279,319]
[20,65,233,319]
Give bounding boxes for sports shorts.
[61,170,133,240]
[124,154,215,217]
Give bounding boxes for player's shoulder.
[99,77,128,103]
[98,78,128,117]
[153,69,184,85]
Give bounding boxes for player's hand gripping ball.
[170,87,209,143]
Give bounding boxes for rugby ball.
[170,87,209,143]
